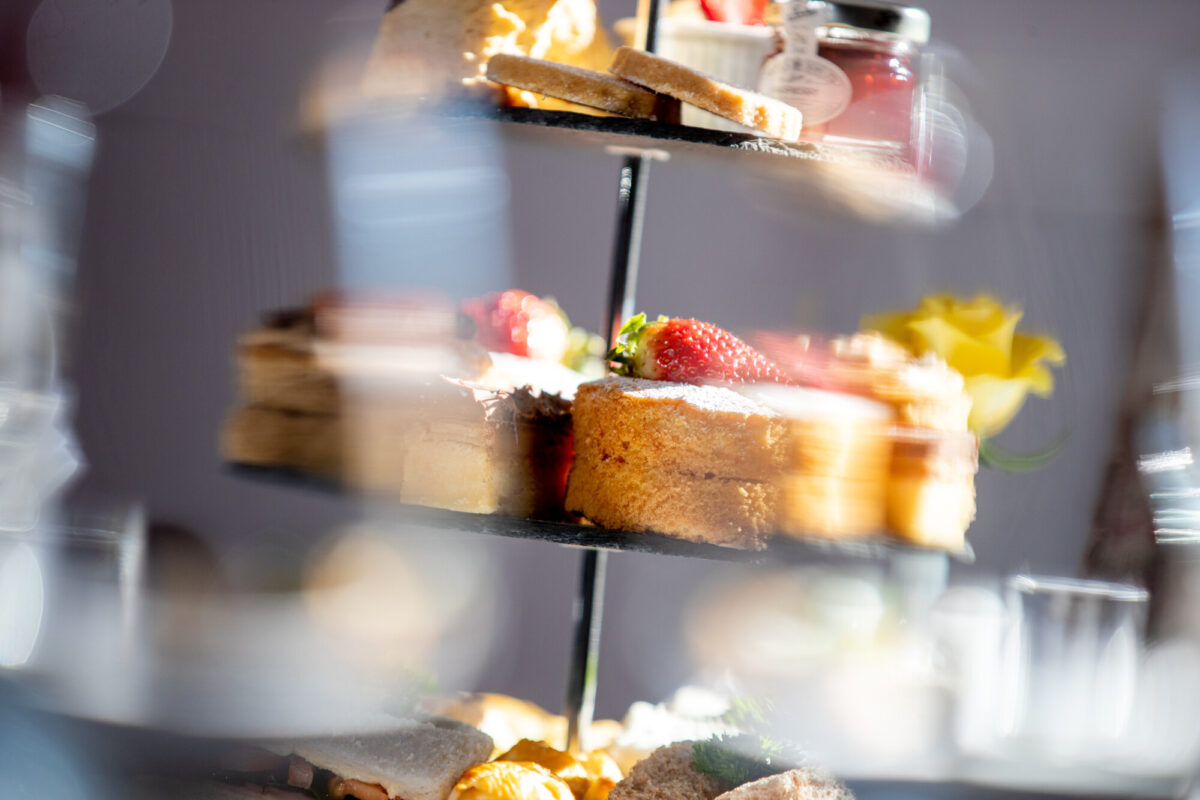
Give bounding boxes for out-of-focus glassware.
[0,101,91,535]
[999,575,1148,758]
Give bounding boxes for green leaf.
[979,429,1070,472]
[691,733,792,792]
[619,312,648,337]
[606,313,666,376]
[722,696,771,729]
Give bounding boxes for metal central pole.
[564,547,607,752]
[564,0,663,754]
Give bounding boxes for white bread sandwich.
[269,718,492,800]
[210,718,492,800]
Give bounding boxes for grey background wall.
[44,0,1192,716]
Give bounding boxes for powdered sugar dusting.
[746,384,893,421]
[599,376,778,416]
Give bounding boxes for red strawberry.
[461,290,570,363]
[746,330,845,391]
[608,314,792,385]
[699,0,768,25]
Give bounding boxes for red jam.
[808,36,917,149]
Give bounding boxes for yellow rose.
[863,294,1065,437]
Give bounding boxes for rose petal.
[1013,333,1066,370]
[964,374,1033,437]
[945,296,1022,355]
[863,295,1065,438]
[907,316,1010,375]
[1022,363,1055,396]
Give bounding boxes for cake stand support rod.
[602,0,661,338]
[564,548,608,753]
[564,0,663,754]
[564,153,652,753]
[604,155,652,342]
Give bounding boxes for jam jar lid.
[808,0,932,44]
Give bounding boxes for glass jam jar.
[764,0,931,151]
[812,2,930,148]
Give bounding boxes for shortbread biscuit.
[608,46,802,139]
[486,54,677,120]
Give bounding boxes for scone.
[565,377,786,549]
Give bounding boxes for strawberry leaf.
[607,313,665,376]
[619,312,649,338]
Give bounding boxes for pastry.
[225,294,590,519]
[749,385,895,538]
[223,405,342,479]
[225,332,575,519]
[341,378,573,518]
[485,55,678,121]
[886,426,978,550]
[565,376,785,549]
[233,301,481,416]
[829,333,972,433]
[428,693,622,758]
[497,740,623,800]
[362,0,612,106]
[450,762,574,800]
[607,47,802,140]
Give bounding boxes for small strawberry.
[699,0,768,26]
[608,314,792,385]
[461,290,571,363]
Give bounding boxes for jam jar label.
[759,2,852,126]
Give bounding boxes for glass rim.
[1008,573,1149,602]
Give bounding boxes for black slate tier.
[230,463,973,563]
